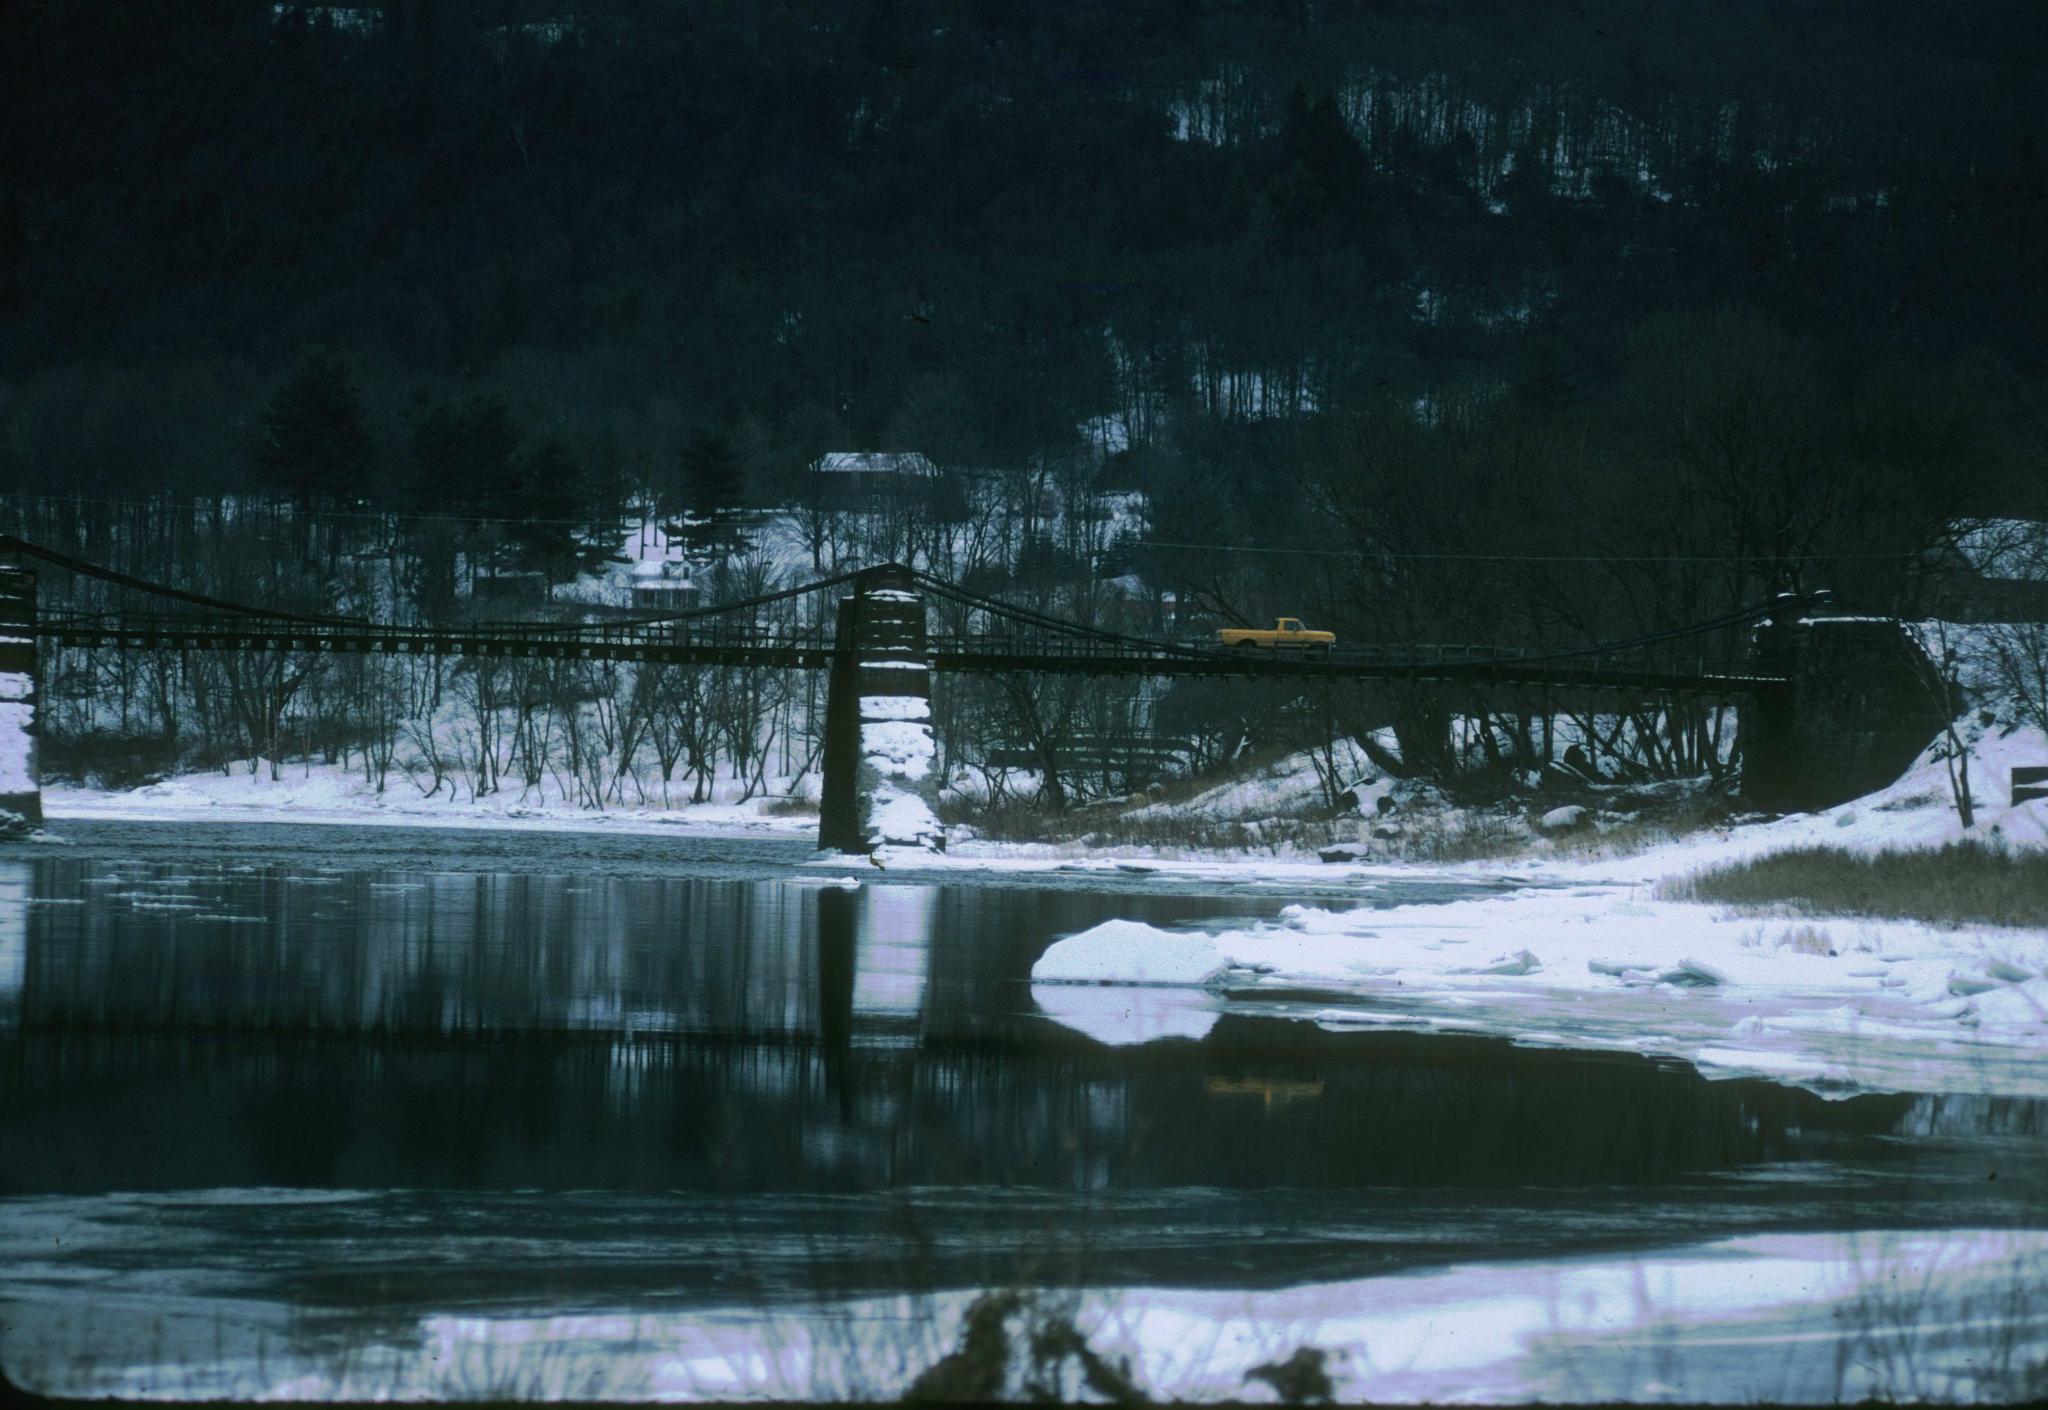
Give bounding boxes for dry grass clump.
[1662,842,2048,927]
[1779,923,1838,955]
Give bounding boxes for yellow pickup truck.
[1216,617,1336,654]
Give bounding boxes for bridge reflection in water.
[4,849,2000,1212]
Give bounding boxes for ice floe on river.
[1034,920,1233,986]
[1031,888,2048,1098]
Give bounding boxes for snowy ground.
[44,763,818,840]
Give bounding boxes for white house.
[629,557,698,612]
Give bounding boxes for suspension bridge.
[0,535,1950,849]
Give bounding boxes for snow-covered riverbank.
[53,706,2048,866]
[35,719,2048,1100]
[44,766,818,841]
[1012,723,2048,1097]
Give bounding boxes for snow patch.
[859,695,930,722]
[0,699,34,795]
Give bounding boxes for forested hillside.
[4,0,2047,788]
[4,0,2042,501]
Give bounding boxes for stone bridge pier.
[1740,611,1953,814]
[817,566,945,855]
[0,557,39,836]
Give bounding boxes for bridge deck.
[34,613,1782,696]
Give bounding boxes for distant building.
[808,452,938,498]
[471,571,546,608]
[270,5,384,35]
[1925,519,2048,622]
[629,557,698,612]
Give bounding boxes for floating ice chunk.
[1983,959,2036,984]
[1947,973,2001,997]
[1461,948,1541,976]
[1587,957,1656,978]
[1659,957,1729,987]
[1032,920,1231,988]
[1970,979,2048,1030]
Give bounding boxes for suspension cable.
[0,534,371,626]
[538,564,877,631]
[1,530,1823,674]
[912,571,1213,658]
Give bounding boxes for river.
[1,821,2043,1401]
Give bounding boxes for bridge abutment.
[1740,613,1950,814]
[816,566,945,855]
[0,559,40,836]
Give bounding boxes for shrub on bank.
[1666,842,2048,927]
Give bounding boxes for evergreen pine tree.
[673,426,747,559]
[257,348,374,510]
[676,427,744,520]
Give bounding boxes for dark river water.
[1,821,2044,1400]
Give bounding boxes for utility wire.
[1,496,1939,563]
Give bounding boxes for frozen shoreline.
[36,743,2048,1103]
[5,1194,2042,1404]
[40,709,2048,874]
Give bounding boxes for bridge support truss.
[0,556,40,835]
[816,566,945,855]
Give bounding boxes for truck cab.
[1215,618,1337,654]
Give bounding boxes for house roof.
[811,451,937,477]
[630,558,691,583]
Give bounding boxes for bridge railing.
[936,631,1735,678]
[32,611,1772,690]
[35,610,835,651]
